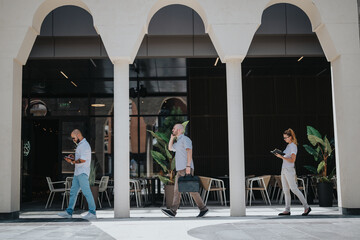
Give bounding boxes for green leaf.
[307,126,325,146]
[308,134,325,147]
[157,132,170,144]
[164,147,172,160]
[304,165,317,174]
[182,121,189,131]
[156,175,172,185]
[317,161,326,173]
[303,144,317,156]
[147,130,167,148]
[324,136,332,156]
[151,150,168,172]
[307,126,322,139]
[171,157,176,171]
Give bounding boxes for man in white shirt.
[58,129,96,220]
[161,124,208,218]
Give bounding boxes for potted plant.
[88,160,99,208]
[147,119,189,208]
[303,126,336,207]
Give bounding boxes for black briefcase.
[178,175,200,193]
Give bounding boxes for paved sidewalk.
[1,206,359,240]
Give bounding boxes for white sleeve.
[290,144,297,155]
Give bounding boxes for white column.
[226,58,246,216]
[331,54,360,215]
[113,59,130,218]
[0,58,22,218]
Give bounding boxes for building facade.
[0,0,359,218]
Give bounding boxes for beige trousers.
[170,169,207,213]
[281,167,309,212]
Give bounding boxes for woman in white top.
[275,128,311,216]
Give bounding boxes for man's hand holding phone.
[64,154,74,163]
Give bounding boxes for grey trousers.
[170,169,207,213]
[281,167,309,212]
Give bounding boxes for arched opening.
[21,5,114,210]
[242,3,337,207]
[130,4,228,207]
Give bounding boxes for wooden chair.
[199,176,227,206]
[246,175,271,206]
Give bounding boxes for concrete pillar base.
[341,208,360,215]
[0,211,19,220]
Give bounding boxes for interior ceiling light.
[90,58,97,68]
[316,68,327,77]
[70,81,78,87]
[91,104,106,107]
[245,69,252,77]
[60,71,69,79]
[297,56,304,62]
[214,57,219,66]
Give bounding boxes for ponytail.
[284,128,297,145]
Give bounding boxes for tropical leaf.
[157,132,170,144]
[324,136,332,156]
[182,120,189,131]
[317,160,326,173]
[154,142,165,153]
[307,126,322,139]
[147,130,167,148]
[171,157,176,171]
[304,165,317,174]
[303,144,317,156]
[151,150,168,172]
[164,147,172,160]
[308,134,325,147]
[155,175,172,185]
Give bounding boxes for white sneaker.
[58,211,72,218]
[82,212,97,220]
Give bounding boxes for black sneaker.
[161,208,176,218]
[197,208,209,218]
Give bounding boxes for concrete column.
[0,58,22,219]
[226,58,246,216]
[113,59,130,218]
[331,54,360,215]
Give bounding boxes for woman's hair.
[284,128,297,145]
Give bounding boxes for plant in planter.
[303,126,336,206]
[147,118,189,208]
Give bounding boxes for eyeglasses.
[283,136,290,139]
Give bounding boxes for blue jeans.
[66,173,96,215]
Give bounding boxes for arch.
[16,0,96,64]
[146,0,208,34]
[32,0,93,34]
[265,0,321,31]
[263,0,339,62]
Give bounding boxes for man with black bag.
[161,124,209,218]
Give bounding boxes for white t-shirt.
[74,138,92,176]
[282,142,297,169]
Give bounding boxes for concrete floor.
[1,206,360,240]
